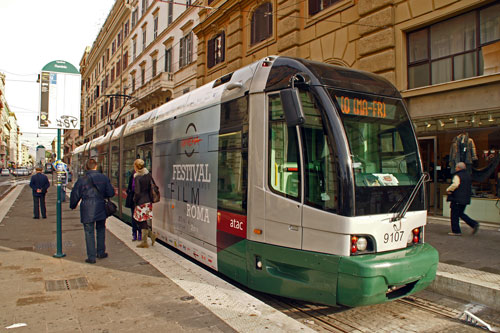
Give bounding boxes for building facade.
[0,72,8,168]
[8,112,19,166]
[80,0,500,216]
[193,0,500,216]
[80,0,200,142]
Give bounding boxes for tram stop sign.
[39,60,81,129]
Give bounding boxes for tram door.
[265,94,302,249]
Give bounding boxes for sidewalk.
[1,184,499,332]
[425,216,500,311]
[0,184,313,332]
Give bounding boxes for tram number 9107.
[384,231,404,243]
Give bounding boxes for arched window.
[251,2,272,45]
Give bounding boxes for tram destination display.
[335,93,398,120]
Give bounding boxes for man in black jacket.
[29,167,50,219]
[446,162,480,236]
[70,159,114,264]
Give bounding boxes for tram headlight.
[350,235,373,255]
[407,232,413,244]
[356,237,368,251]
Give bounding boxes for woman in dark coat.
[133,159,156,248]
[125,171,141,241]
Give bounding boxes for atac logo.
[181,123,202,157]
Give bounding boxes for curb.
[428,263,500,311]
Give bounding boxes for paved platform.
[0,182,499,332]
[0,184,312,332]
[425,216,500,311]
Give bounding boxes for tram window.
[299,91,338,211]
[99,153,108,176]
[137,145,152,170]
[111,151,119,188]
[218,96,249,214]
[268,94,300,200]
[217,149,248,214]
[111,141,120,187]
[123,149,136,184]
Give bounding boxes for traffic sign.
[39,60,81,130]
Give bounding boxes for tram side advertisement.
[156,112,221,270]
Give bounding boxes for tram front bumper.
[336,243,438,307]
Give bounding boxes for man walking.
[70,159,114,264]
[29,167,50,219]
[446,162,480,236]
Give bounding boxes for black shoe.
[472,224,480,235]
[96,253,108,259]
[42,216,47,219]
[33,217,39,219]
[85,259,96,264]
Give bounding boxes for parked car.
[15,168,29,176]
[1,169,10,176]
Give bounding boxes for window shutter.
[180,38,185,67]
[221,31,225,63]
[188,33,193,64]
[309,0,320,15]
[207,38,215,68]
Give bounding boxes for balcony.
[131,72,174,107]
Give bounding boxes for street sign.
[39,60,81,130]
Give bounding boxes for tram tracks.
[259,294,483,332]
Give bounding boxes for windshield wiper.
[390,172,429,222]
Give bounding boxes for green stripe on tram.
[218,241,438,307]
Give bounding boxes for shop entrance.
[418,137,438,216]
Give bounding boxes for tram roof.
[90,129,113,148]
[265,57,400,98]
[110,124,125,141]
[123,109,158,137]
[73,142,90,155]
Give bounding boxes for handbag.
[86,175,117,217]
[150,176,160,203]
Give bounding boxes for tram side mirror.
[280,88,305,127]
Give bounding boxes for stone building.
[80,0,200,142]
[193,0,500,217]
[78,0,500,217]
[0,72,7,168]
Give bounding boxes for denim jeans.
[83,220,106,260]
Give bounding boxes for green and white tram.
[73,56,438,307]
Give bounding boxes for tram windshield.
[330,89,423,215]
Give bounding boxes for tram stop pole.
[54,128,66,258]
[39,60,80,258]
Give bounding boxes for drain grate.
[16,247,34,251]
[45,277,88,292]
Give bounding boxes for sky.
[0,0,115,152]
